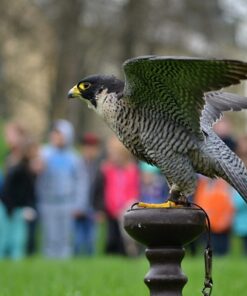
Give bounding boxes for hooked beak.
[68,85,81,99]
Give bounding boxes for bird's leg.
[168,190,189,206]
[137,190,189,209]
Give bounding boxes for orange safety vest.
[195,177,234,233]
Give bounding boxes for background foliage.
[1,0,247,138]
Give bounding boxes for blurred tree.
[48,0,84,120]
[0,0,53,135]
[0,0,246,137]
[121,0,152,61]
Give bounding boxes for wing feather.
[123,56,247,135]
[201,92,247,128]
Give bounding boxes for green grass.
[0,253,247,296]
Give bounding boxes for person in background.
[74,133,104,256]
[102,136,139,255]
[232,190,247,255]
[195,118,236,256]
[25,140,40,256]
[0,122,37,260]
[139,162,169,204]
[232,135,247,255]
[195,177,234,255]
[36,119,89,258]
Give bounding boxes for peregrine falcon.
[68,56,247,206]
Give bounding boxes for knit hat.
[80,133,100,146]
[52,119,74,146]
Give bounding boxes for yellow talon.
[138,201,178,208]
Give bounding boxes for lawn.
[1,252,247,296]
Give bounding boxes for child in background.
[0,122,37,260]
[232,190,247,255]
[232,135,247,255]
[139,162,169,204]
[195,177,234,255]
[36,119,89,258]
[102,136,139,255]
[74,133,104,255]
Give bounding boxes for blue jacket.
[232,190,247,236]
[36,145,89,213]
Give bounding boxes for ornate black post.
[124,207,206,296]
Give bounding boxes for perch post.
[124,207,206,296]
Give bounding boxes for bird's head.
[68,75,124,109]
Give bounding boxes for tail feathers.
[216,147,247,203]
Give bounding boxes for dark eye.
[78,82,91,91]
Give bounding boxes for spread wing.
[123,56,247,136]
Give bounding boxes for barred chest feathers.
[94,91,199,166]
[94,90,144,156]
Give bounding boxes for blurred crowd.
[0,118,247,260]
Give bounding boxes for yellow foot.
[138,201,178,208]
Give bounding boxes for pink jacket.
[102,162,139,218]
